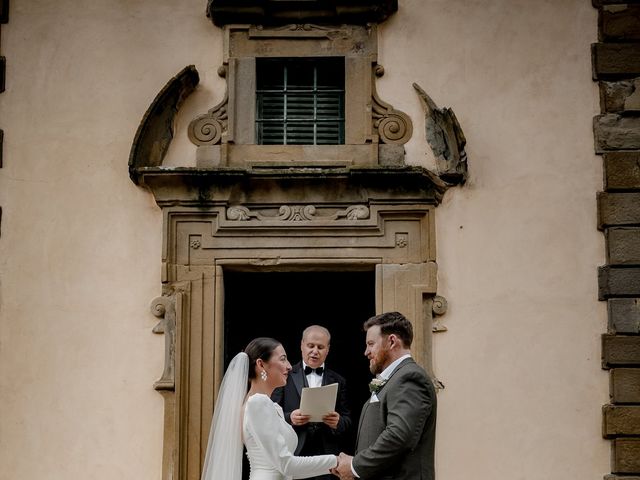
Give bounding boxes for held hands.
[290,409,311,426]
[330,452,354,479]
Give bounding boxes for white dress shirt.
[378,353,411,381]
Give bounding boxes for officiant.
[272,325,352,480]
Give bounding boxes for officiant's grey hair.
[301,325,331,343]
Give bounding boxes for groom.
[333,312,437,480]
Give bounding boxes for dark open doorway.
[223,269,376,455]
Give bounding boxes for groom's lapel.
[291,362,306,397]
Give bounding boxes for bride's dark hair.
[244,337,281,380]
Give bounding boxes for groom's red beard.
[369,347,391,375]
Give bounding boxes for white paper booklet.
[299,383,338,422]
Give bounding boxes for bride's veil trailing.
[201,352,249,480]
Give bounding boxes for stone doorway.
[140,167,444,480]
[224,269,376,461]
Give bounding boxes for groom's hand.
[322,411,340,429]
[290,409,311,426]
[333,452,355,479]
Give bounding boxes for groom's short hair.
[364,311,413,348]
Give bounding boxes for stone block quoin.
[604,405,640,437]
[0,0,7,239]
[594,1,640,476]
[612,438,640,473]
[604,153,640,190]
[599,4,640,42]
[599,79,640,113]
[609,298,640,333]
[611,368,640,403]
[592,43,640,79]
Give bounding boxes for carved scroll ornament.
[188,66,229,146]
[432,295,448,333]
[372,65,413,145]
[227,204,370,222]
[150,295,177,391]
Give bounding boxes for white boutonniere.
[368,378,387,395]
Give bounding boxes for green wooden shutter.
[256,58,344,145]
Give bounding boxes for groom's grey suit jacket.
[353,357,437,480]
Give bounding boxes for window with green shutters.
[256,58,345,145]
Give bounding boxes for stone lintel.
[600,79,640,113]
[599,266,640,299]
[607,228,640,264]
[603,334,640,368]
[593,43,640,79]
[207,0,398,26]
[600,5,640,42]
[594,114,640,152]
[598,192,640,229]
[611,368,640,403]
[604,405,640,437]
[604,152,640,190]
[137,166,449,207]
[613,438,640,474]
[609,298,640,333]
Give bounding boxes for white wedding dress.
[243,393,336,480]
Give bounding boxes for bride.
[201,337,339,480]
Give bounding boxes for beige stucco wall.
[0,1,606,479]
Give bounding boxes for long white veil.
[201,352,249,480]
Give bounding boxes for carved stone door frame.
[143,168,446,480]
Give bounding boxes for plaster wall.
[0,1,606,479]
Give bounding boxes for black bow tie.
[304,366,324,375]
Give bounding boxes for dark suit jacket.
[271,361,352,455]
[353,358,437,480]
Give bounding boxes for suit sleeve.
[245,395,336,479]
[333,376,352,436]
[352,370,433,479]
